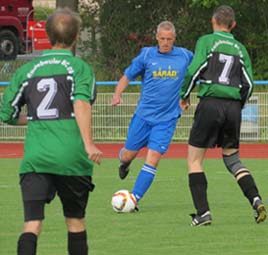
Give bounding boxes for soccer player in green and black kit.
[0,8,102,254]
[180,5,266,226]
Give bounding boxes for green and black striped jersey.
[180,31,254,105]
[0,50,96,176]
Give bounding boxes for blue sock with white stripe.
[132,164,156,202]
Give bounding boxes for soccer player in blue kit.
[111,21,193,208]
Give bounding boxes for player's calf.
[223,152,266,223]
[17,232,37,255]
[118,147,132,179]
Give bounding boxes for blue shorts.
[125,114,179,154]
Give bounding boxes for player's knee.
[146,149,161,167]
[187,157,203,172]
[23,220,42,236]
[119,147,137,162]
[223,151,250,178]
[66,218,86,233]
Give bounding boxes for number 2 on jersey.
[36,78,59,119]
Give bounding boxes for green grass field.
[0,158,268,255]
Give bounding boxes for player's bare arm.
[111,75,130,106]
[74,100,103,164]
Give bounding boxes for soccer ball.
[111,189,137,213]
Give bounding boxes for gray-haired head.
[157,21,176,34]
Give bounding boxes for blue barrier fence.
[1,80,268,86]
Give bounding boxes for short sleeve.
[73,60,95,102]
[124,47,149,81]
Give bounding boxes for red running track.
[0,143,268,159]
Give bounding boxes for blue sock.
[132,164,156,202]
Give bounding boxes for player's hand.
[111,95,122,106]
[180,98,190,110]
[85,144,103,165]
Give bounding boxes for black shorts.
[20,172,95,222]
[189,97,242,148]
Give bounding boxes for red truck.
[0,0,34,60]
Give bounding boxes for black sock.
[189,172,210,215]
[68,231,88,255]
[237,174,260,205]
[17,232,37,255]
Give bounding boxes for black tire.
[0,29,19,60]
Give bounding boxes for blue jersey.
[125,46,193,123]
